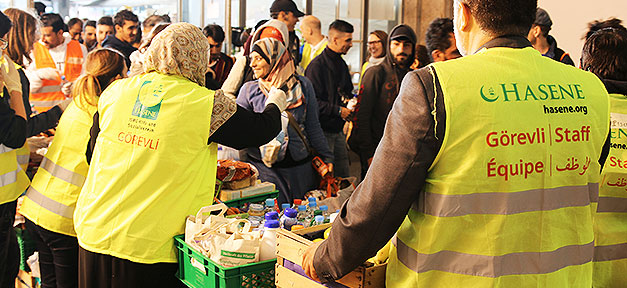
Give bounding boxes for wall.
[538,0,627,65]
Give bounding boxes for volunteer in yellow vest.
[27,13,87,114]
[581,27,627,288]
[302,0,611,287]
[20,48,127,288]
[74,23,286,287]
[0,13,30,287]
[299,15,328,71]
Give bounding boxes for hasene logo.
[480,83,584,103]
[132,80,163,120]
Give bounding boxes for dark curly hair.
[426,18,454,57]
[460,0,537,36]
[582,28,627,82]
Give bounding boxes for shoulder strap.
[286,111,314,156]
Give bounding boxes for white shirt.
[309,38,328,60]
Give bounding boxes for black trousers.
[0,200,19,288]
[78,247,186,288]
[25,219,78,288]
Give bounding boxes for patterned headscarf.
[143,23,208,86]
[252,38,303,108]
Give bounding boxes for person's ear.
[432,50,444,62]
[458,1,472,33]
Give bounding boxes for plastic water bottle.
[280,203,290,217]
[319,205,330,222]
[264,199,276,214]
[307,199,318,216]
[259,220,280,261]
[314,215,325,226]
[280,208,298,231]
[310,210,323,226]
[297,205,308,226]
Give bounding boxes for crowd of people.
[1,0,626,287]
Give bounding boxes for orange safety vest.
[31,40,83,113]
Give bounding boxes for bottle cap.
[315,215,324,223]
[265,199,275,207]
[308,202,317,208]
[294,199,302,205]
[291,225,304,231]
[319,205,328,211]
[265,211,279,220]
[264,220,280,228]
[308,197,317,203]
[281,203,290,210]
[298,205,306,211]
[285,208,298,218]
[249,203,264,212]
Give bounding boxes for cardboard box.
[275,224,386,288]
[219,181,276,201]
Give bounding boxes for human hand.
[302,240,323,282]
[266,86,288,112]
[61,81,73,96]
[34,67,60,81]
[327,163,334,173]
[340,107,351,120]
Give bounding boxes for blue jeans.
[323,131,350,178]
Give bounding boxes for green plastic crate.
[174,235,275,288]
[223,191,279,208]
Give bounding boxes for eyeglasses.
[367,40,382,46]
[0,39,7,50]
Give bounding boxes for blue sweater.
[237,75,334,164]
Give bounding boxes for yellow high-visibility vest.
[74,72,218,264]
[0,145,30,205]
[20,101,95,236]
[594,92,627,287]
[387,47,610,287]
[300,40,327,70]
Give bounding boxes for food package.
[217,160,258,190]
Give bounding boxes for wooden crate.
[275,224,386,288]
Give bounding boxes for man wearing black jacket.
[102,10,138,67]
[350,25,416,179]
[305,20,354,178]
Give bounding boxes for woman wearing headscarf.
[238,37,333,205]
[74,23,285,287]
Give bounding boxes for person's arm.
[209,89,282,149]
[221,54,247,100]
[305,62,340,118]
[307,70,444,282]
[17,69,63,136]
[86,111,99,164]
[300,77,334,163]
[354,67,382,162]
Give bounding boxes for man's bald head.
[301,15,323,44]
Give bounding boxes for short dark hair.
[582,28,627,82]
[97,16,113,27]
[584,18,627,40]
[68,17,83,28]
[84,20,96,29]
[425,18,454,57]
[113,10,138,28]
[329,19,353,34]
[41,13,65,32]
[34,2,46,15]
[0,12,12,38]
[533,24,550,37]
[203,24,226,43]
[462,0,537,36]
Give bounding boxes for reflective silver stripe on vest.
[25,186,74,219]
[392,236,594,278]
[30,99,64,108]
[597,197,627,213]
[37,85,62,94]
[40,157,86,187]
[66,57,83,65]
[17,154,29,166]
[594,243,627,262]
[0,170,17,187]
[422,183,598,217]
